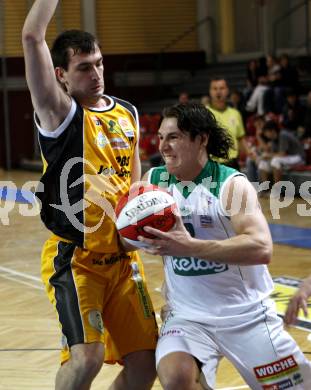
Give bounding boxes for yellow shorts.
[41,235,158,364]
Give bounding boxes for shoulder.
[109,95,138,122]
[220,175,258,217]
[148,165,170,186]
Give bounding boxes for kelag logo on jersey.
[171,257,228,276]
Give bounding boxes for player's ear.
[201,134,209,148]
[55,67,68,92]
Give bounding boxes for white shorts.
[156,301,311,389]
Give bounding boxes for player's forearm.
[189,234,272,266]
[22,0,59,41]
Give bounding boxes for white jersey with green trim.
[148,160,274,324]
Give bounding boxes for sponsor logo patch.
[97,165,116,176]
[92,254,131,265]
[88,310,104,334]
[61,333,68,349]
[160,328,185,338]
[110,137,129,150]
[200,215,213,227]
[254,355,298,382]
[262,378,293,389]
[92,115,101,126]
[171,257,228,276]
[118,117,135,138]
[95,131,108,148]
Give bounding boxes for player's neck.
[211,101,227,111]
[176,157,208,181]
[82,96,108,110]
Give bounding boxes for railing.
[159,15,217,62]
[273,0,310,55]
[120,16,217,94]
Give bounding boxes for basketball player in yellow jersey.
[22,1,157,389]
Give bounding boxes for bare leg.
[109,350,156,390]
[55,343,104,390]
[157,351,209,390]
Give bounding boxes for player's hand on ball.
[137,214,194,256]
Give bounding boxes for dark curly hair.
[51,30,100,69]
[162,102,234,160]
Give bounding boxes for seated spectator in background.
[200,94,210,106]
[259,120,305,186]
[229,89,247,124]
[279,53,300,93]
[245,115,266,182]
[266,57,285,114]
[266,55,281,79]
[207,77,252,170]
[244,59,259,100]
[257,56,268,77]
[281,88,306,132]
[246,75,270,115]
[178,91,190,105]
[301,90,311,140]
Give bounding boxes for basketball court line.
[269,223,311,248]
[0,265,41,282]
[0,273,44,290]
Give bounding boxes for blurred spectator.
[207,77,252,170]
[244,59,259,100]
[265,55,285,114]
[229,89,247,124]
[246,59,259,88]
[301,90,311,140]
[266,55,281,78]
[281,89,305,131]
[245,115,266,182]
[257,56,268,77]
[259,120,305,185]
[200,95,210,106]
[178,91,190,105]
[139,113,163,166]
[279,53,299,93]
[246,75,269,115]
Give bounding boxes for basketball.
[115,185,177,248]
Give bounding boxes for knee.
[70,343,103,377]
[124,350,156,387]
[160,371,199,390]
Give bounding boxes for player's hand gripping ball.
[116,185,177,248]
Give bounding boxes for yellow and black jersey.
[35,95,139,253]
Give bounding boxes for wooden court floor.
[1,170,311,389]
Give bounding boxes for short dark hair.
[161,102,233,160]
[209,76,229,89]
[51,30,100,69]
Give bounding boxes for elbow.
[22,29,44,46]
[251,236,272,265]
[257,240,273,265]
[260,247,272,265]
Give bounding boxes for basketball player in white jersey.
[139,103,311,389]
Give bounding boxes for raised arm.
[22,0,71,131]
